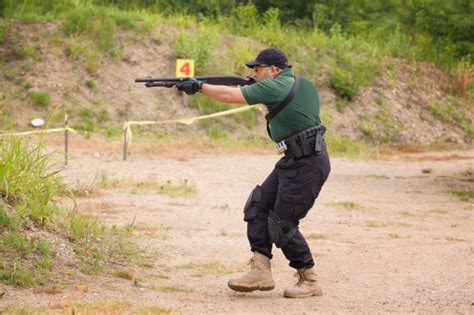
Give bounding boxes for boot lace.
[247,258,256,269]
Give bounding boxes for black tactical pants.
[246,150,330,269]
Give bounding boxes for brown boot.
[228,252,275,292]
[283,267,323,298]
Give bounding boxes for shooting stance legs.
[229,152,330,297]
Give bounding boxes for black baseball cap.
[245,48,290,69]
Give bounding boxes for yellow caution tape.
[0,127,77,137]
[124,104,260,143]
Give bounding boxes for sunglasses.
[254,65,271,74]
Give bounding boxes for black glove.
[176,78,203,95]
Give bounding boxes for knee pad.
[267,211,298,248]
[243,185,262,222]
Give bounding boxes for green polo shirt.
[240,68,320,142]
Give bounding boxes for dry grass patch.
[429,208,449,214]
[388,232,411,239]
[109,178,197,196]
[367,174,390,179]
[448,190,474,202]
[151,285,195,293]
[33,285,63,294]
[366,220,412,228]
[399,210,418,217]
[4,299,177,314]
[114,269,135,280]
[327,201,362,210]
[306,233,329,240]
[445,236,468,242]
[179,261,245,275]
[422,168,433,174]
[78,200,122,214]
[148,273,170,279]
[71,170,109,198]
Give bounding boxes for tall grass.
[0,136,66,225]
[0,136,136,287]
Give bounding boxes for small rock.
[30,118,45,128]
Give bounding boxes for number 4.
[180,62,191,77]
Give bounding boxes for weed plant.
[0,136,136,287]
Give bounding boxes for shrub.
[29,91,50,108]
[85,79,96,90]
[329,67,359,100]
[175,27,218,75]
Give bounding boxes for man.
[176,48,331,298]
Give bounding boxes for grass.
[0,136,137,288]
[367,174,390,179]
[178,261,244,275]
[85,79,96,90]
[429,208,449,214]
[151,285,195,293]
[4,299,177,314]
[445,236,467,242]
[306,233,329,240]
[29,90,50,108]
[388,232,411,239]
[366,220,412,228]
[327,201,362,210]
[108,178,197,197]
[448,190,474,202]
[114,269,135,280]
[71,170,108,197]
[400,210,418,217]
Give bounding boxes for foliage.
[0,136,137,288]
[430,100,473,141]
[63,6,117,51]
[175,26,218,75]
[0,137,65,225]
[0,18,14,45]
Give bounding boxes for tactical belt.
[275,124,327,159]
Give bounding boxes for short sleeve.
[240,79,280,105]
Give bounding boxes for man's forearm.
[201,84,248,104]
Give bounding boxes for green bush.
[329,67,359,100]
[0,260,39,287]
[85,79,96,90]
[29,91,50,108]
[175,26,218,75]
[65,37,86,60]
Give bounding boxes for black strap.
[265,76,300,138]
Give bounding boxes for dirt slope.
[1,21,472,146]
[1,146,472,313]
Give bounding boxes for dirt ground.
[1,144,473,314]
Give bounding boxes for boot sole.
[228,282,275,292]
[283,289,323,298]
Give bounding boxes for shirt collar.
[274,68,293,79]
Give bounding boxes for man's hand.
[176,78,203,95]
